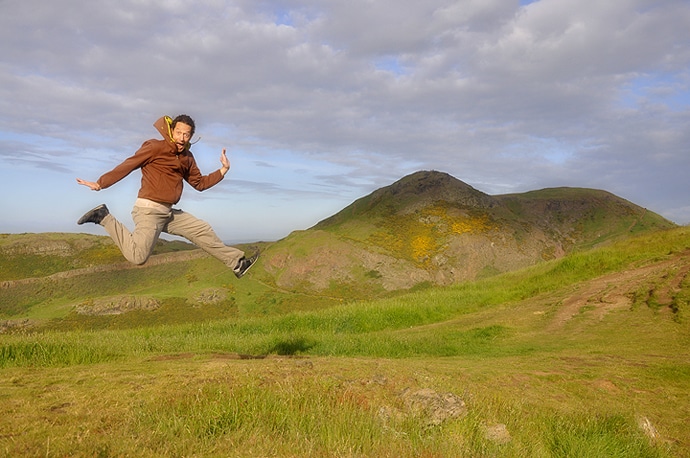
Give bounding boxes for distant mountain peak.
[314,170,498,229]
[381,170,496,207]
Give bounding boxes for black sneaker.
[77,204,109,225]
[233,252,259,278]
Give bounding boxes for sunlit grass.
[1,227,688,456]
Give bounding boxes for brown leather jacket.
[97,116,224,205]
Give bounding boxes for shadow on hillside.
[268,336,316,356]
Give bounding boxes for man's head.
[171,114,195,152]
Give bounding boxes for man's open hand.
[220,149,230,176]
[76,178,101,191]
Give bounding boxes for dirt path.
[549,250,690,328]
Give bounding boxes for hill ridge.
[314,170,499,229]
[261,170,675,296]
[0,249,207,289]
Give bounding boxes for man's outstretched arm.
[76,178,101,191]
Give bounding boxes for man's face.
[171,122,193,153]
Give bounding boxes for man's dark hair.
[172,114,195,137]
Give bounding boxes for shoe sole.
[77,204,108,225]
[235,253,259,278]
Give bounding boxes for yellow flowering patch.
[451,215,492,234]
[368,203,493,267]
[411,235,434,262]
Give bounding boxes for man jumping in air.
[76,114,258,278]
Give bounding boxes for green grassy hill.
[1,224,688,456]
[0,170,676,328]
[0,232,197,282]
[258,171,675,297]
[0,233,329,330]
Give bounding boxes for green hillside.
[0,170,677,326]
[0,232,197,282]
[0,239,332,329]
[1,225,688,456]
[496,186,673,249]
[259,171,675,297]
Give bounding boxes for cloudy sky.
[1,0,689,243]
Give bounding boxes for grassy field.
[1,227,689,456]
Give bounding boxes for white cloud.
[1,0,689,242]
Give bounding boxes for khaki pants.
[101,199,244,269]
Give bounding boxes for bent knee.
[127,252,150,265]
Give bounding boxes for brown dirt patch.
[549,250,690,328]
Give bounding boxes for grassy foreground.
[1,228,690,456]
